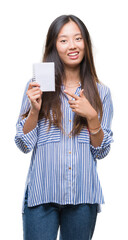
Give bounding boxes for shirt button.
[69,135,71,138]
[25,145,27,148]
[69,167,71,170]
[69,120,72,122]
[69,151,71,154]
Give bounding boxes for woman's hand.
[64,89,97,121]
[27,82,43,113]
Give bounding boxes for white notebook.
[33,62,55,92]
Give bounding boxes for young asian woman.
[15,15,113,240]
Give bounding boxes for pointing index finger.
[64,90,79,100]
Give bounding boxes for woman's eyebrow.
[58,33,82,38]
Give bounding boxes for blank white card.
[33,62,55,92]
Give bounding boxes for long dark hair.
[24,15,103,135]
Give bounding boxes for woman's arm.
[23,81,42,134]
[15,81,42,153]
[86,112,104,148]
[64,87,113,159]
[64,88,104,147]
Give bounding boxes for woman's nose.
[68,39,76,49]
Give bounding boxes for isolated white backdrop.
[0,0,128,239]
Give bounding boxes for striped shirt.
[15,80,113,213]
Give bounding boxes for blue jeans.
[23,189,97,240]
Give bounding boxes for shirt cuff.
[90,129,113,159]
[15,118,38,153]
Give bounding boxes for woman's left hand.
[64,89,97,121]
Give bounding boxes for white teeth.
[69,52,78,56]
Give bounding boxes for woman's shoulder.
[22,78,34,95]
[25,78,33,88]
[96,82,111,101]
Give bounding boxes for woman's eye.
[76,37,82,41]
[60,40,67,43]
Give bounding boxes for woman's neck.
[63,66,81,87]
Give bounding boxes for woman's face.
[56,21,85,68]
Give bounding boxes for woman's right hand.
[26,82,43,114]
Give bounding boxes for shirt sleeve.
[90,87,113,160]
[14,80,38,153]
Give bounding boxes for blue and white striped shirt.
[15,80,113,212]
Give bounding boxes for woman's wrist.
[23,108,39,134]
[87,110,100,130]
[30,107,40,116]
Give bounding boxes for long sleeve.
[14,80,38,153]
[90,86,113,160]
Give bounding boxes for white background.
[0,0,128,239]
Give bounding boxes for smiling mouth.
[68,52,79,60]
[68,52,79,56]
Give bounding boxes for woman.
[15,15,113,240]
